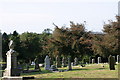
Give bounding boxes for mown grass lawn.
[21,63,118,78]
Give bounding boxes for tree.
[92,16,120,59]
[20,32,42,64]
[2,32,9,61]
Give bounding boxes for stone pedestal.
[3,49,20,77]
[2,76,23,80]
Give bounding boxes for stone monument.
[49,65,58,71]
[3,40,20,77]
[74,57,78,66]
[92,59,95,64]
[44,55,50,70]
[62,57,67,67]
[98,57,101,64]
[117,55,120,63]
[68,57,72,70]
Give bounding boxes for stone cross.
[98,57,101,64]
[44,55,50,70]
[3,40,20,77]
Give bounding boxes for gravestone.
[89,57,92,64]
[117,55,120,63]
[34,57,41,71]
[113,56,116,64]
[3,40,20,77]
[56,55,61,68]
[50,65,58,71]
[50,58,53,65]
[44,55,50,70]
[74,57,78,66]
[68,57,72,70]
[31,61,35,65]
[62,57,67,67]
[92,59,95,64]
[108,55,115,70]
[98,57,101,64]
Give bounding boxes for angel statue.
[9,40,14,50]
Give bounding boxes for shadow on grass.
[71,68,89,71]
[21,70,53,76]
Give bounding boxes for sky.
[0,0,119,34]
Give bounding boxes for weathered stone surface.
[49,65,58,71]
[92,59,95,64]
[44,55,50,70]
[2,76,35,80]
[62,57,67,67]
[108,55,115,70]
[68,57,72,70]
[117,55,120,63]
[74,57,78,66]
[3,40,21,77]
[34,57,41,71]
[98,57,101,64]
[56,55,61,68]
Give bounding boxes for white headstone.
[92,59,95,64]
[44,55,50,70]
[117,55,120,63]
[98,57,101,64]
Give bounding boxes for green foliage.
[20,32,42,62]
[92,16,120,58]
[2,32,9,61]
[2,16,120,64]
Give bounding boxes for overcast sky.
[0,0,119,34]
